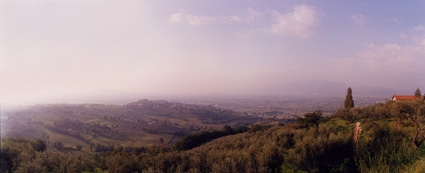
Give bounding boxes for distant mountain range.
[263,80,399,97]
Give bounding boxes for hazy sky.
[1,0,425,104]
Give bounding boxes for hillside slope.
[2,99,425,172]
[113,99,425,172]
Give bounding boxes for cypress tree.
[344,87,354,109]
[414,88,422,97]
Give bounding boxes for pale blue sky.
[1,0,424,104]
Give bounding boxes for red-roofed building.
[392,95,424,101]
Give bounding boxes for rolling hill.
[1,99,259,153]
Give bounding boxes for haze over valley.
[1,0,424,105]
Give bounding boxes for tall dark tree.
[414,88,422,97]
[344,87,354,109]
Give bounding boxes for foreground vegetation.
[2,99,425,172]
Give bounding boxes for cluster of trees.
[90,142,146,153]
[52,141,82,151]
[1,138,94,173]
[45,118,96,141]
[295,110,328,128]
[45,117,127,143]
[174,125,249,150]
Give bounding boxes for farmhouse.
[392,95,424,101]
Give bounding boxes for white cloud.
[169,8,264,26]
[335,43,424,71]
[400,32,408,39]
[397,26,425,45]
[169,6,319,39]
[359,44,423,68]
[389,17,402,24]
[169,13,216,25]
[411,25,425,32]
[350,14,366,26]
[269,5,317,38]
[228,15,242,22]
[410,25,425,46]
[332,26,425,88]
[245,8,263,22]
